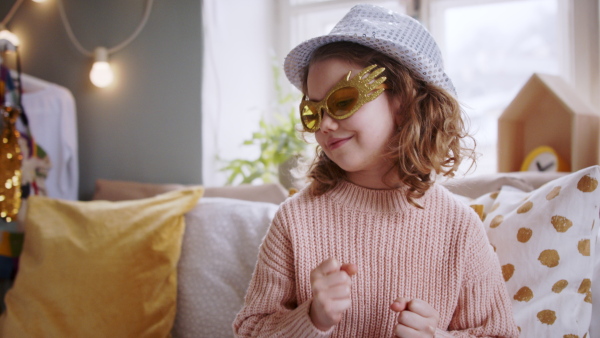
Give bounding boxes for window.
[276,0,598,176]
[427,0,564,175]
[202,0,598,186]
[279,0,409,55]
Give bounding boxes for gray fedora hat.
[284,4,456,97]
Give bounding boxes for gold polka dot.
[584,291,592,303]
[517,327,521,333]
[577,174,598,192]
[517,228,533,243]
[517,201,533,213]
[538,249,560,267]
[546,186,561,200]
[514,286,534,302]
[489,191,499,199]
[564,334,579,338]
[578,239,590,256]
[578,279,591,293]
[552,280,568,293]
[551,215,573,232]
[470,204,484,221]
[501,264,515,281]
[490,215,503,228]
[537,309,556,324]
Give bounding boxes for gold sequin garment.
[0,106,23,222]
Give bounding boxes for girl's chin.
[333,162,361,173]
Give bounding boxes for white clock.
[520,146,570,172]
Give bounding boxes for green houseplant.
[220,66,311,188]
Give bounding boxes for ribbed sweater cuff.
[282,300,334,338]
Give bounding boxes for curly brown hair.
[301,42,476,208]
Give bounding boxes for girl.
[234,4,518,337]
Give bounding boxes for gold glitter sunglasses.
[300,64,387,132]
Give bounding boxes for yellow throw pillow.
[0,188,203,337]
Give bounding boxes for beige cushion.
[441,171,566,199]
[93,179,287,204]
[93,179,203,201]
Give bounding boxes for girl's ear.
[391,96,402,112]
[388,95,402,125]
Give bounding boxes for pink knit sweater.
[233,180,519,337]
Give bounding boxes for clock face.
[520,146,569,172]
[526,151,558,172]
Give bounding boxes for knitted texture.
[233,181,519,337]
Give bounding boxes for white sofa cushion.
[171,197,278,338]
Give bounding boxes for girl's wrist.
[309,301,334,332]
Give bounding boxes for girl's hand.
[390,297,439,337]
[309,258,358,331]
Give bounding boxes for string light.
[0,0,25,49]
[1,0,152,89]
[57,0,154,88]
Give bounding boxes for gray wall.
[2,0,203,200]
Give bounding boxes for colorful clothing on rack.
[0,65,51,225]
[20,74,77,201]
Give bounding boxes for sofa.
[0,167,598,337]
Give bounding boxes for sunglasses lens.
[301,105,319,131]
[327,87,359,117]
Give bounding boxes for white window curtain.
[201,0,276,186]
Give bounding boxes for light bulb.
[0,29,20,48]
[32,0,47,3]
[90,47,114,88]
[90,62,114,88]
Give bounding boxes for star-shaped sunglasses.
[299,64,387,133]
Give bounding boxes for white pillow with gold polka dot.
[471,165,599,337]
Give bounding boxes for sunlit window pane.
[288,1,407,50]
[434,0,561,175]
[290,0,336,5]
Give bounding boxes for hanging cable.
[1,0,25,27]
[57,0,154,57]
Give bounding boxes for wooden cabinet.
[498,73,600,172]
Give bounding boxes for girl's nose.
[319,110,338,133]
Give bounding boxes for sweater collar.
[327,179,416,213]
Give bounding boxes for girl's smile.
[326,135,353,151]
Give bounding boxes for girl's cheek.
[315,132,327,148]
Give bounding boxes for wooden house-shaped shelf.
[498,73,600,172]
